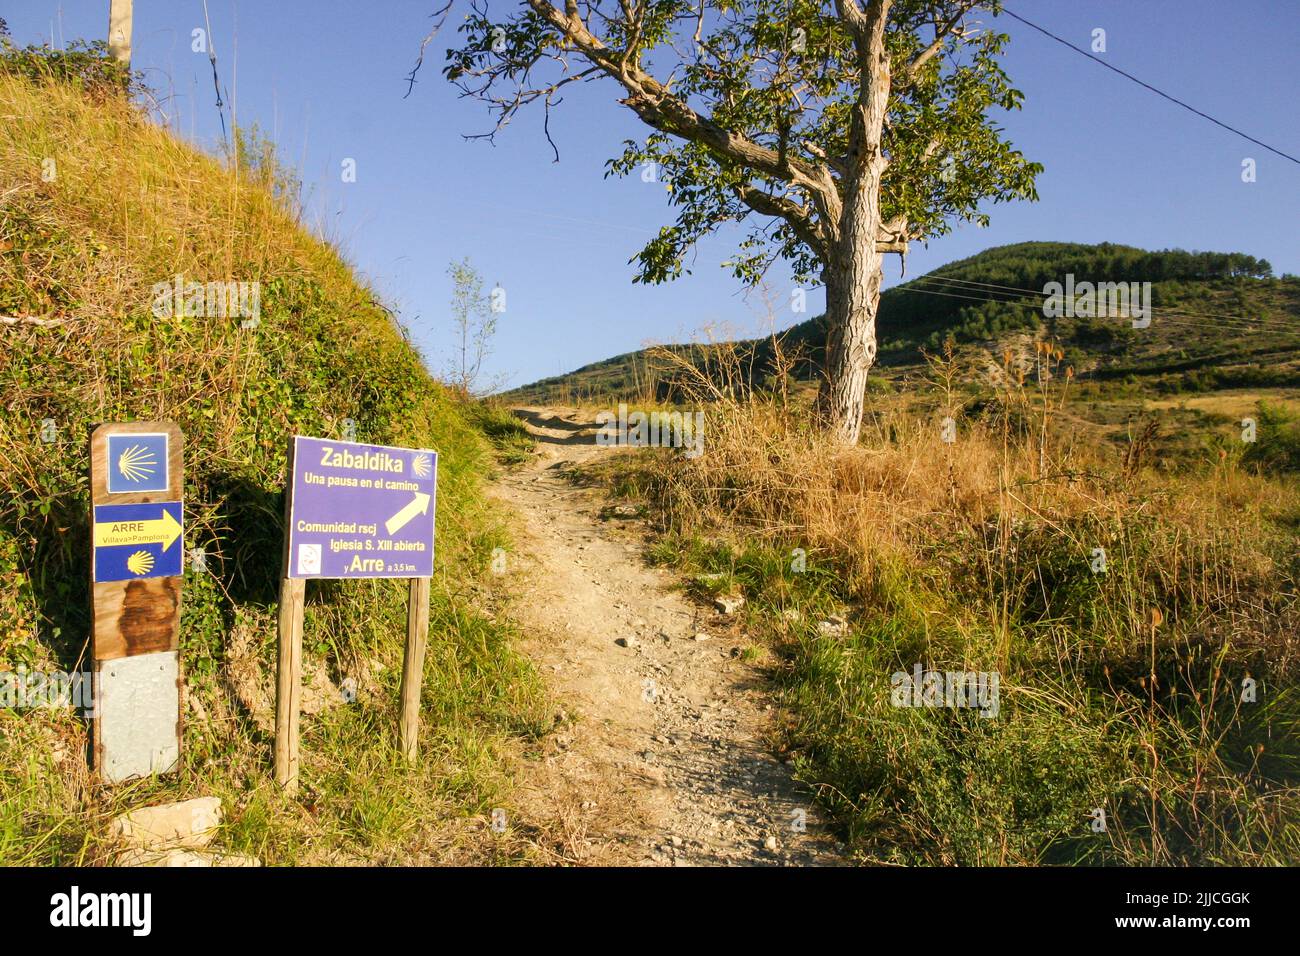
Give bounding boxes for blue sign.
[287,437,437,579]
[93,501,184,582]
[106,433,169,493]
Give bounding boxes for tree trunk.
[816,5,891,448]
[817,167,885,446]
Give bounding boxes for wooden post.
[107,0,133,65]
[274,576,306,792]
[89,421,185,783]
[274,436,437,780]
[274,437,304,793]
[398,577,431,761]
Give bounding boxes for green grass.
[597,376,1300,866]
[1243,400,1300,473]
[468,403,536,466]
[640,526,1300,865]
[0,50,551,864]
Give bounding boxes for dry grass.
[597,337,1300,864]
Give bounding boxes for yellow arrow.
[384,492,431,535]
[93,510,182,551]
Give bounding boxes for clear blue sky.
[8,1,1298,390]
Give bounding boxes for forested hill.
[509,241,1299,403]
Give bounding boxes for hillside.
[3,36,1297,875]
[0,44,549,863]
[508,241,1300,407]
[555,252,1300,864]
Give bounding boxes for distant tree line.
[878,242,1273,353]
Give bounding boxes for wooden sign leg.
[398,577,431,762]
[274,576,306,793]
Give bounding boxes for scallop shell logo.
[117,443,158,483]
[126,550,155,575]
[412,453,431,479]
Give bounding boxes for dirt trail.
[492,407,846,866]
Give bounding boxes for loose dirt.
[491,407,847,866]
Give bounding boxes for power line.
[1001,8,1300,167]
[891,280,1300,338]
[201,0,228,146]
[900,279,1297,337]
[915,274,1300,335]
[909,273,1300,329]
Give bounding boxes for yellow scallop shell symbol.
[117,443,158,482]
[126,550,155,575]
[412,453,431,478]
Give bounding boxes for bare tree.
[446,257,499,395]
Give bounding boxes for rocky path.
[491,407,846,866]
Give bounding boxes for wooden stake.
[107,0,133,65]
[273,436,303,793]
[398,577,431,761]
[274,576,306,792]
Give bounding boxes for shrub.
[1243,401,1300,474]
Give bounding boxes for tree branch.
[524,0,837,206]
[2,315,68,327]
[834,0,869,34]
[403,0,456,99]
[899,2,979,87]
[835,0,892,173]
[731,184,826,257]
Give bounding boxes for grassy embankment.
[591,341,1300,864]
[0,43,550,865]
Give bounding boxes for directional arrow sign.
[92,501,184,582]
[385,492,432,535]
[287,437,438,579]
[93,508,183,550]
